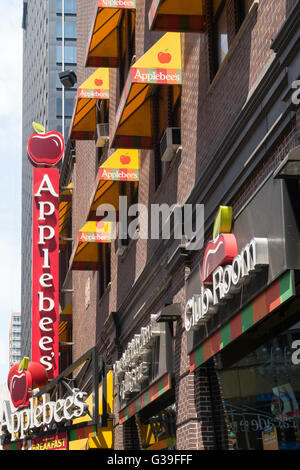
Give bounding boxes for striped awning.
[69,68,109,141]
[87,149,139,221]
[70,221,112,271]
[149,0,206,33]
[110,32,182,149]
[85,0,136,68]
[59,183,72,248]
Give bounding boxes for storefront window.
[218,321,300,450]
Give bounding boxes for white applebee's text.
[0,389,88,441]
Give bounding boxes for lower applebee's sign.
[0,389,88,441]
[27,124,65,379]
[184,206,269,332]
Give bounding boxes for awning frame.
[85,0,136,68]
[110,32,182,149]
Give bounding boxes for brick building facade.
[59,0,300,451]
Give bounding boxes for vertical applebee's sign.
[27,123,65,380]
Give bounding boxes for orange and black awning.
[69,149,139,271]
[110,32,182,149]
[69,221,113,271]
[69,68,109,140]
[86,149,139,220]
[59,183,72,248]
[85,0,136,68]
[59,303,72,342]
[149,0,206,33]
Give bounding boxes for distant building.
[9,313,22,367]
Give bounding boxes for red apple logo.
[94,78,103,87]
[27,131,65,168]
[202,234,238,285]
[120,154,131,165]
[8,358,48,410]
[158,50,172,64]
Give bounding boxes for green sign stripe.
[280,270,293,303]
[136,396,141,413]
[195,344,204,368]
[144,388,150,406]
[69,429,77,442]
[241,303,254,333]
[158,376,165,397]
[220,322,231,349]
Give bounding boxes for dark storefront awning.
[59,183,72,249]
[149,0,206,33]
[110,32,182,149]
[69,68,109,140]
[85,0,136,68]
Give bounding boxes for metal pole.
[92,348,99,429]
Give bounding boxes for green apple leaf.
[32,122,45,134]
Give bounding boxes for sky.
[0,1,23,385]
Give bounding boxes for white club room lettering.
[184,238,269,332]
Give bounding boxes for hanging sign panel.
[27,124,65,380]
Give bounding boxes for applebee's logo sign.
[27,123,65,379]
[7,358,48,410]
[27,122,64,168]
[0,389,88,442]
[184,206,269,332]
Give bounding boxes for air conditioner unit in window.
[115,236,129,257]
[160,127,181,162]
[95,123,109,147]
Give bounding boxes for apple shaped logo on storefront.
[158,49,172,64]
[120,153,131,165]
[94,78,103,87]
[27,123,65,168]
[8,357,48,410]
[202,206,238,285]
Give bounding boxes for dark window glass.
[56,21,77,39]
[217,319,300,450]
[98,244,111,299]
[57,0,76,14]
[119,10,136,98]
[56,46,77,64]
[211,0,228,75]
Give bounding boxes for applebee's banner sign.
[27,123,65,379]
[184,207,269,332]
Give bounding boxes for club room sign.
[27,123,65,379]
[186,177,300,356]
